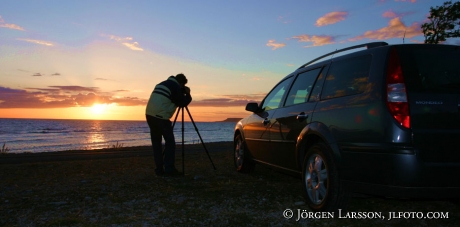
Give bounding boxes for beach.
[1,142,459,226]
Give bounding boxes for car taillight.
[386,47,410,128]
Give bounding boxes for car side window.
[261,77,293,111]
[321,55,372,100]
[285,68,322,106]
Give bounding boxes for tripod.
[172,106,216,175]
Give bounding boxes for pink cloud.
[349,17,422,41]
[292,34,336,47]
[383,10,398,18]
[266,40,286,50]
[0,16,25,31]
[395,0,416,3]
[315,11,348,27]
[0,86,146,108]
[102,34,144,51]
[382,9,415,18]
[17,38,53,46]
[0,86,266,109]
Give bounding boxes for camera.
[182,86,191,94]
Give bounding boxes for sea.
[0,118,237,154]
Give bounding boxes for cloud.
[277,15,292,24]
[409,39,424,43]
[48,86,100,93]
[32,72,61,77]
[17,38,54,46]
[0,16,25,31]
[382,10,415,18]
[122,42,143,51]
[190,98,248,107]
[189,94,266,107]
[292,35,336,47]
[266,40,286,50]
[104,34,144,51]
[349,17,422,41]
[0,86,146,108]
[0,86,268,109]
[315,11,348,27]
[94,77,120,82]
[0,87,76,108]
[0,23,25,31]
[395,0,416,3]
[383,10,398,18]
[106,35,132,42]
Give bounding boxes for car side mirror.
[245,103,259,112]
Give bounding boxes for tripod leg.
[185,106,217,170]
[172,107,185,176]
[172,107,181,128]
[181,107,185,176]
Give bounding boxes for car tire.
[302,142,350,212]
[234,134,255,173]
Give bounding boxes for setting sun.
[91,103,107,115]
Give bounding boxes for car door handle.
[297,112,308,122]
[263,118,270,126]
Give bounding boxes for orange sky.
[0,105,250,122]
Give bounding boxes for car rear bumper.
[343,180,460,198]
[340,149,460,198]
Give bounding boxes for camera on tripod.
[181,86,191,95]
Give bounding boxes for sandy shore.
[1,141,459,226]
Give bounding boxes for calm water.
[0,118,236,153]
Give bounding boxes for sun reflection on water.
[86,121,107,149]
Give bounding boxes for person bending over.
[145,73,192,176]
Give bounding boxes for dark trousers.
[146,115,176,174]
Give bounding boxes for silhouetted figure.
[145,73,191,176]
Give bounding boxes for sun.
[91,103,107,115]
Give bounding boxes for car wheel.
[234,134,255,173]
[302,142,350,212]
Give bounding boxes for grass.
[0,143,459,226]
[1,143,10,154]
[107,141,124,149]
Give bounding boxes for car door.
[268,67,325,171]
[244,77,293,162]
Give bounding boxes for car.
[233,42,460,212]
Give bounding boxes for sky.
[1,0,459,122]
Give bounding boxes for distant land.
[218,118,242,122]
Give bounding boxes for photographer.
[145,73,192,176]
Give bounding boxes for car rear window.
[321,55,372,100]
[400,45,460,94]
